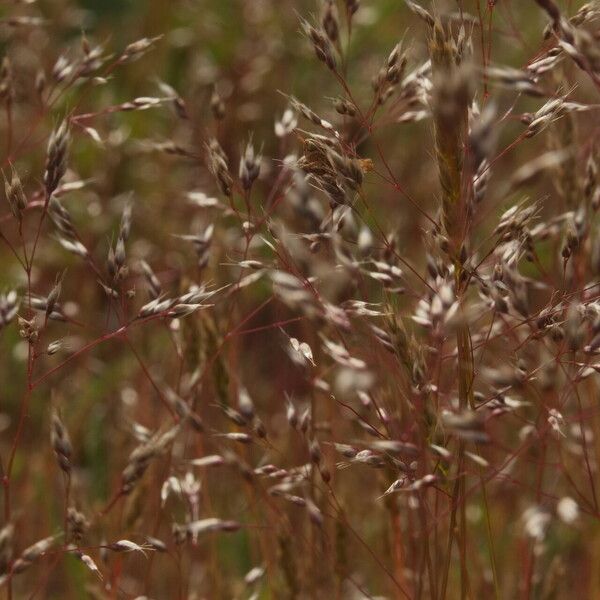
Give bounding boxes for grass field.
[0,0,600,598]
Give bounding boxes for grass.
[0,0,600,598]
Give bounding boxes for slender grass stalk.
[429,15,475,600]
